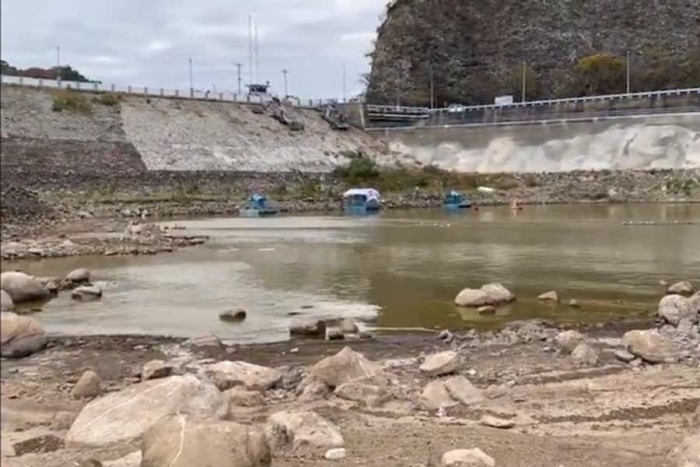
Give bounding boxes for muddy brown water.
[5,204,699,343]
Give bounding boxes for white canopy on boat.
[342,188,380,199]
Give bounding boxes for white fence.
[0,75,339,109]
[366,87,700,115]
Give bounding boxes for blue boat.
[443,191,472,210]
[240,194,278,217]
[343,188,381,215]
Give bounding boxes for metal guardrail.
[366,87,700,116]
[0,75,339,109]
[366,106,700,131]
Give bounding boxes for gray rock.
[0,289,14,312]
[219,308,247,322]
[420,351,462,377]
[444,375,484,406]
[455,283,515,307]
[480,414,515,429]
[623,329,680,364]
[568,299,581,308]
[614,349,636,363]
[478,306,496,315]
[71,285,103,301]
[667,427,699,467]
[297,376,331,402]
[72,371,101,398]
[290,320,326,338]
[571,343,599,366]
[1,271,51,304]
[142,415,270,467]
[690,291,700,314]
[326,328,345,340]
[324,448,347,460]
[441,448,495,466]
[334,381,385,406]
[310,347,386,388]
[65,268,91,284]
[420,379,459,411]
[102,451,142,467]
[339,318,359,334]
[266,410,344,454]
[538,291,559,303]
[658,295,696,326]
[66,375,227,446]
[667,280,695,296]
[205,361,282,391]
[223,387,265,407]
[554,330,585,354]
[141,360,175,381]
[437,329,454,342]
[0,312,47,358]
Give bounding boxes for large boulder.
[310,347,386,389]
[444,376,484,406]
[205,361,282,391]
[141,415,270,467]
[224,387,266,407]
[0,289,14,311]
[66,375,227,447]
[266,411,344,454]
[71,285,103,301]
[623,329,680,364]
[0,271,51,304]
[658,295,697,326]
[455,283,515,307]
[334,381,386,406]
[571,343,599,366]
[419,376,483,411]
[691,291,700,314]
[420,379,459,411]
[420,351,462,377]
[667,281,695,297]
[0,312,47,358]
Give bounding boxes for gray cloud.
[1,0,385,99]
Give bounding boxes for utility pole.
[521,61,527,103]
[56,46,61,87]
[282,69,289,97]
[626,50,631,94]
[235,63,243,95]
[342,63,347,103]
[430,65,435,109]
[254,24,260,84]
[248,15,253,86]
[188,58,193,97]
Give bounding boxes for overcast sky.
[1,0,387,99]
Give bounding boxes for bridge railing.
[0,75,340,109]
[366,87,700,116]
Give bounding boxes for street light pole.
[521,61,527,103]
[56,46,61,87]
[282,69,289,97]
[235,63,243,95]
[188,58,193,97]
[626,50,631,94]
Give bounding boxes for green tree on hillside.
[571,53,626,96]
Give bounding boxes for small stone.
[219,308,247,322]
[437,329,454,343]
[614,349,636,363]
[72,370,101,398]
[327,328,345,340]
[441,448,495,466]
[538,291,559,303]
[480,414,515,429]
[477,306,496,315]
[568,299,581,308]
[324,448,347,460]
[290,320,326,338]
[71,285,103,300]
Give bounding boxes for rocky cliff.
[367,0,700,105]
